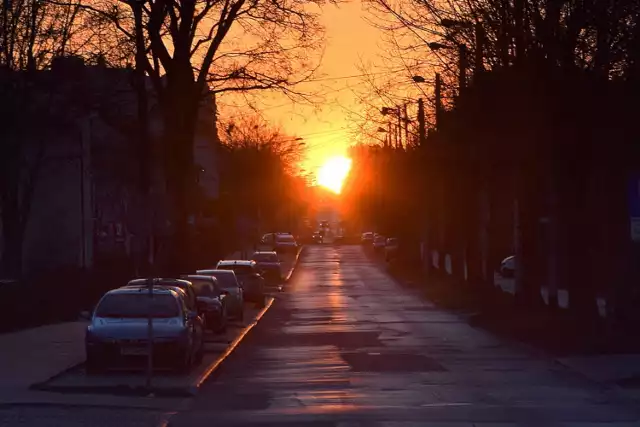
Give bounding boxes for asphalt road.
[168,245,640,427]
[3,245,639,427]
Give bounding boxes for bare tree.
[68,0,329,270]
[219,114,306,232]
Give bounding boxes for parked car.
[385,237,399,261]
[499,255,515,278]
[215,260,266,307]
[373,235,386,253]
[85,286,204,374]
[195,269,244,320]
[181,275,227,333]
[251,251,282,283]
[262,232,299,253]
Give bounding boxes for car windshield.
[388,238,398,244]
[363,233,373,238]
[375,236,386,243]
[252,253,278,262]
[276,235,295,243]
[188,278,219,296]
[95,293,179,318]
[218,264,254,276]
[206,272,238,289]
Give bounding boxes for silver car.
[215,260,266,307]
[196,269,244,321]
[85,286,204,373]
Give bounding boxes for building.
[0,56,221,278]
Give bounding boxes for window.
[252,253,278,262]
[189,279,219,296]
[276,235,295,243]
[95,294,179,318]
[208,272,239,289]
[218,265,254,276]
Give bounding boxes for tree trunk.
[162,79,198,275]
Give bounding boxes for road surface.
[168,245,640,426]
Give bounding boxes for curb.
[192,296,274,391]
[284,246,305,283]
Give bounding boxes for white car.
[499,255,515,278]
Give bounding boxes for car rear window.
[217,265,254,276]
[206,272,238,289]
[252,253,278,262]
[188,279,219,296]
[276,235,295,243]
[95,293,179,318]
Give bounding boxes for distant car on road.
[499,255,515,278]
[373,235,386,253]
[215,260,266,307]
[85,286,204,374]
[195,269,245,320]
[385,237,399,261]
[251,251,282,283]
[260,232,299,253]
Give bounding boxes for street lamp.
[428,41,468,92]
[439,19,485,74]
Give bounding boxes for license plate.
[120,346,149,356]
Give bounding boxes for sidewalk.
[557,354,640,386]
[0,321,87,394]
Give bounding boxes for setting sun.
[317,156,352,194]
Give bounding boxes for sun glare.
[317,156,352,194]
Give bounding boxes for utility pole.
[475,22,485,74]
[133,0,152,275]
[396,105,402,149]
[500,0,509,67]
[435,73,442,129]
[458,44,468,93]
[514,0,525,64]
[417,99,426,147]
[403,103,409,148]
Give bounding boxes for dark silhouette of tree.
[66,0,329,271]
[218,114,307,237]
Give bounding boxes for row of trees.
[1,0,325,276]
[343,0,640,324]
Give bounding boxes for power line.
[296,68,409,84]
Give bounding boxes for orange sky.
[259,0,386,177]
